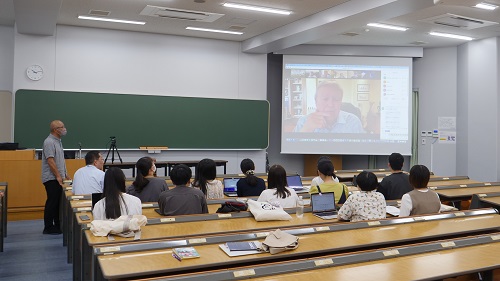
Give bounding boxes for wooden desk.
[0,159,84,220]
[188,234,500,281]
[434,183,500,209]
[94,210,500,280]
[103,162,136,176]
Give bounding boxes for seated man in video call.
[294,82,365,133]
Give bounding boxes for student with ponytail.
[236,158,266,197]
[127,157,168,202]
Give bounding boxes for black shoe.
[48,227,62,235]
[43,228,51,234]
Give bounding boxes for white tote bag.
[247,199,292,221]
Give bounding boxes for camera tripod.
[104,137,123,164]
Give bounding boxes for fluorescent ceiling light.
[429,32,473,41]
[186,27,243,35]
[78,15,146,25]
[474,2,498,10]
[367,23,408,31]
[223,2,291,15]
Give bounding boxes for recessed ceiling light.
[223,3,291,15]
[367,23,408,31]
[429,32,473,41]
[78,15,145,25]
[474,2,498,10]
[186,27,243,35]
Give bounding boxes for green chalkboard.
[15,90,269,149]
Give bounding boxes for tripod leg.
[104,144,113,163]
[111,145,115,164]
[114,145,123,164]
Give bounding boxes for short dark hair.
[85,150,101,165]
[317,155,332,166]
[409,165,430,189]
[170,164,192,186]
[193,159,217,196]
[318,161,334,176]
[356,171,379,191]
[388,153,404,170]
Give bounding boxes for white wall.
[12,25,268,175]
[0,26,14,92]
[413,47,457,176]
[457,37,499,181]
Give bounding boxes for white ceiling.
[2,0,500,53]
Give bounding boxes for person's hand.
[56,175,63,186]
[65,175,72,181]
[299,112,330,132]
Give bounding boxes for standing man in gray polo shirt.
[42,120,70,234]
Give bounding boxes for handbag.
[216,201,248,213]
[260,229,299,254]
[247,199,292,221]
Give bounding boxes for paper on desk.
[219,242,262,257]
[440,204,457,212]
[386,206,400,216]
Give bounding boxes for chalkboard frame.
[15,90,269,149]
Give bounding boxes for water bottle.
[296,196,304,218]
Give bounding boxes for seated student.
[93,167,142,220]
[73,150,105,195]
[310,156,340,186]
[192,158,224,199]
[309,161,349,204]
[338,171,386,222]
[127,157,168,202]
[377,153,412,200]
[237,158,266,197]
[158,164,208,216]
[399,165,441,217]
[257,164,299,208]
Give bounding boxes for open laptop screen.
[311,192,336,212]
[286,175,303,189]
[223,178,239,193]
[91,193,103,209]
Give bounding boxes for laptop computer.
[223,178,239,197]
[286,175,304,191]
[91,193,103,210]
[311,192,338,219]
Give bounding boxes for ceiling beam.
[241,0,436,54]
[14,0,62,36]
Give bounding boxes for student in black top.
[377,152,413,200]
[236,158,266,197]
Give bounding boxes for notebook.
[286,175,304,191]
[226,241,259,251]
[223,178,239,197]
[91,193,103,210]
[311,192,338,219]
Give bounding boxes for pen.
[172,252,182,262]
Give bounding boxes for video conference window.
[281,55,412,155]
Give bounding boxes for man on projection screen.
[294,82,364,133]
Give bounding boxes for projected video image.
[281,55,412,155]
[283,70,381,135]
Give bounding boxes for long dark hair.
[267,165,290,199]
[193,159,217,196]
[240,158,258,186]
[103,167,127,219]
[132,157,153,193]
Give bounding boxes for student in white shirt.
[93,167,142,220]
[258,164,299,208]
[192,158,224,199]
[73,150,105,195]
